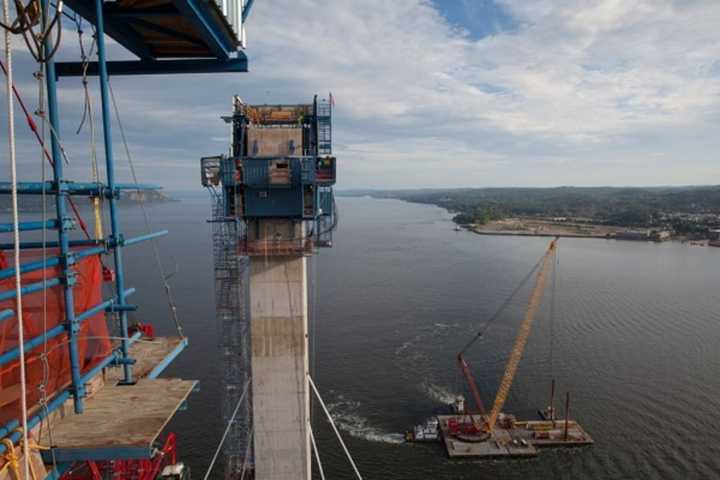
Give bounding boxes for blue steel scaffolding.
[0,0,256,476]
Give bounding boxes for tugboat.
[405,417,440,442]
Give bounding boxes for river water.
[120,196,720,479]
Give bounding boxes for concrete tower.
[203,97,336,480]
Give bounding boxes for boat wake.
[326,396,405,445]
[419,381,458,405]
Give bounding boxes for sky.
[2,0,720,190]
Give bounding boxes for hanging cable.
[308,375,363,480]
[73,20,103,239]
[107,80,184,337]
[309,427,326,480]
[35,50,58,472]
[3,2,30,476]
[0,0,64,63]
[459,255,545,356]
[203,379,251,480]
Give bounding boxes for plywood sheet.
[38,378,195,452]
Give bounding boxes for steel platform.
[437,415,593,459]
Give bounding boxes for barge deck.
[437,415,593,458]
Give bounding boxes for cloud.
[1,0,719,188]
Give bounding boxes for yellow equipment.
[483,238,558,433]
[458,238,558,436]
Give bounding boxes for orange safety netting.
[0,249,111,426]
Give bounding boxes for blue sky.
[434,0,518,39]
[2,0,720,190]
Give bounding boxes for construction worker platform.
[35,335,193,462]
[437,415,593,458]
[38,379,196,462]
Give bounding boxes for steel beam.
[242,0,255,22]
[55,57,248,77]
[147,338,189,379]
[95,0,134,386]
[0,219,59,232]
[0,289,136,367]
[42,0,86,413]
[0,181,161,195]
[0,245,105,281]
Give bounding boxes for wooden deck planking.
[39,378,195,453]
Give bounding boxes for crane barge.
[409,239,593,458]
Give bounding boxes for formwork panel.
[247,128,303,157]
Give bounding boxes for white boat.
[406,417,440,442]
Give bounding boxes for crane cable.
[2,1,30,476]
[459,254,545,356]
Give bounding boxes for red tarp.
[0,249,111,426]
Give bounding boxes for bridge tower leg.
[249,222,310,480]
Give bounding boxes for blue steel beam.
[147,338,189,379]
[44,446,152,462]
[0,277,61,302]
[0,230,167,250]
[0,219,59,232]
[0,181,161,195]
[55,57,248,77]
[0,288,136,367]
[0,231,166,280]
[122,230,168,246]
[242,0,255,22]
[0,239,101,250]
[95,0,133,386]
[0,245,104,281]
[0,310,14,322]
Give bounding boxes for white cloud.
[2,0,719,188]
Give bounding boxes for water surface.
[123,196,720,479]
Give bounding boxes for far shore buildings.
[614,229,671,242]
